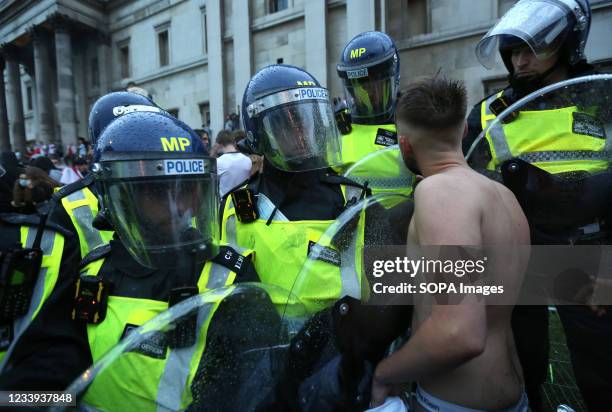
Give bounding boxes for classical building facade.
[1,0,612,154]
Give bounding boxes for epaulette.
[211,245,258,282]
[79,243,112,270]
[51,174,95,202]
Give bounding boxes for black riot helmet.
[241,64,342,172]
[337,31,400,125]
[88,91,165,146]
[476,0,591,74]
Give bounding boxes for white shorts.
[416,386,529,412]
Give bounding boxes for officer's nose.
[514,49,531,69]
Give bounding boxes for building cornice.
[112,54,208,89]
[0,0,108,46]
[109,0,188,32]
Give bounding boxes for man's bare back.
[408,165,530,410]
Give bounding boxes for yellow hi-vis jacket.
[480,91,609,174]
[336,123,397,171]
[79,250,251,411]
[220,192,364,313]
[0,226,64,367]
[60,186,114,259]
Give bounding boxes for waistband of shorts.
[415,386,528,412]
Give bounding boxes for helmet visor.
[256,93,341,172]
[343,76,397,122]
[476,0,573,69]
[100,157,219,268]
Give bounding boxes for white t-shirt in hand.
[217,152,252,196]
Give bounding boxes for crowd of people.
[0,143,93,216]
[0,0,609,411]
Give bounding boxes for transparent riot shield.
[59,283,306,412]
[343,145,415,199]
[467,74,612,240]
[271,194,414,411]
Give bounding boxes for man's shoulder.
[416,169,490,204]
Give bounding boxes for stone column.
[32,28,55,145]
[54,24,78,149]
[305,0,327,86]
[233,0,251,113]
[0,56,11,151]
[207,0,225,135]
[4,53,26,155]
[97,33,112,94]
[346,0,376,41]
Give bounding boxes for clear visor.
[344,76,397,121]
[259,101,342,172]
[103,175,219,269]
[476,0,572,69]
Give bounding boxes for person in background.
[11,166,60,214]
[77,138,88,158]
[30,157,62,184]
[0,152,23,213]
[209,129,231,157]
[60,157,88,185]
[195,128,211,152]
[216,130,252,196]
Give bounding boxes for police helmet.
[93,111,219,269]
[241,64,342,172]
[88,91,164,146]
[336,31,400,124]
[476,0,591,72]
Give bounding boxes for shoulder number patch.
[374,128,398,147]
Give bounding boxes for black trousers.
[557,305,612,412]
[512,305,549,412]
[512,305,612,412]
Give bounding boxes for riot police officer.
[0,111,262,410]
[334,31,413,196]
[221,64,412,410]
[465,0,596,162]
[464,1,611,410]
[0,92,162,372]
[221,64,375,299]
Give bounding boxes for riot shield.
[343,145,415,198]
[59,283,305,412]
[467,74,612,240]
[271,193,414,411]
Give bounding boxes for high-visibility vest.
[0,226,64,369]
[343,146,414,198]
[220,192,363,312]
[480,91,609,174]
[336,123,398,172]
[80,252,246,411]
[336,123,413,196]
[61,187,114,258]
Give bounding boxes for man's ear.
[461,121,468,140]
[398,135,412,156]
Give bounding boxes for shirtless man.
[370,76,531,411]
